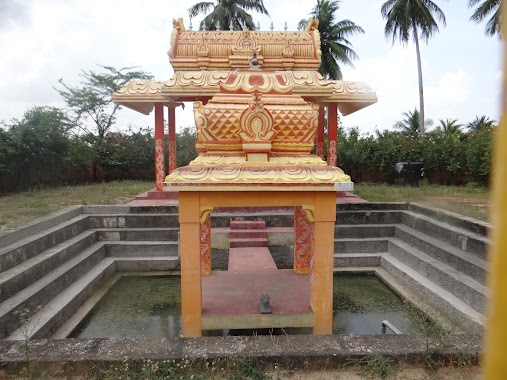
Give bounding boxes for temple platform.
[128,190,366,206]
[201,268,313,331]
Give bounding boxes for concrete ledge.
[336,202,409,211]
[0,334,482,376]
[0,206,83,249]
[409,203,491,237]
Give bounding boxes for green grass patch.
[0,180,153,230]
[354,182,489,222]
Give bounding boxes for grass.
[0,180,153,230]
[0,180,490,230]
[354,182,490,222]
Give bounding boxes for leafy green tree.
[55,65,153,139]
[176,127,198,167]
[435,118,463,136]
[467,115,496,133]
[0,128,17,176]
[394,109,433,138]
[8,107,82,187]
[188,0,269,31]
[469,0,502,37]
[55,65,153,181]
[298,0,364,80]
[381,0,447,134]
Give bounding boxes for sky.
[0,0,503,135]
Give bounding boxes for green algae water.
[71,273,436,338]
[71,275,182,338]
[333,273,436,335]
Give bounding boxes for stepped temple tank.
[113,18,378,337]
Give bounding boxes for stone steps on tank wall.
[96,227,179,241]
[0,230,98,304]
[0,242,106,339]
[380,253,485,332]
[0,214,90,274]
[6,256,180,340]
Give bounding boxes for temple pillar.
[168,106,177,174]
[294,206,313,274]
[310,191,336,335]
[327,103,338,167]
[154,103,166,191]
[200,212,211,276]
[316,106,325,159]
[179,192,202,337]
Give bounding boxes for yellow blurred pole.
[484,7,507,378]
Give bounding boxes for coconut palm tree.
[188,0,269,31]
[394,109,433,138]
[467,115,496,132]
[298,0,364,80]
[381,0,447,135]
[436,118,463,136]
[468,0,502,37]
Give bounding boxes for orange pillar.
[178,192,202,337]
[294,206,313,274]
[200,213,211,276]
[311,191,336,335]
[327,103,337,167]
[168,106,177,174]
[154,103,165,191]
[316,106,325,159]
[484,7,507,377]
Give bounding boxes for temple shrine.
[113,18,377,337]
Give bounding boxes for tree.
[394,109,433,138]
[381,0,446,134]
[467,115,496,133]
[298,0,364,80]
[55,65,153,181]
[468,0,502,37]
[436,118,463,136]
[188,0,269,31]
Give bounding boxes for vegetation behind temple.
[0,105,492,192]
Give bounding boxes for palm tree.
[468,0,502,37]
[467,115,496,133]
[436,118,463,136]
[298,0,364,80]
[188,0,269,31]
[381,0,446,135]
[394,109,433,138]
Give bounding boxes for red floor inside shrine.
[200,246,313,331]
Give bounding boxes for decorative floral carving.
[200,213,211,276]
[294,206,314,274]
[155,138,165,190]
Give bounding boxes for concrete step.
[105,241,179,257]
[230,229,268,239]
[334,238,388,253]
[334,224,395,239]
[88,214,180,229]
[0,206,83,249]
[0,214,90,273]
[388,238,487,314]
[96,227,179,241]
[211,212,293,228]
[333,253,381,267]
[230,220,266,230]
[336,202,409,212]
[0,242,106,339]
[401,211,489,260]
[408,203,490,237]
[394,224,488,285]
[335,210,403,225]
[229,247,278,272]
[380,253,485,332]
[0,230,97,303]
[229,238,268,248]
[6,256,181,340]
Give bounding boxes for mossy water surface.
[72,273,437,338]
